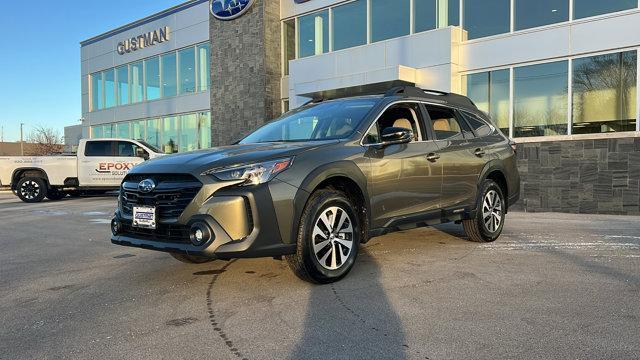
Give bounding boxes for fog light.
[111,218,121,236]
[189,222,212,246]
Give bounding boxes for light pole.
[20,123,24,156]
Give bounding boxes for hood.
[130,140,339,175]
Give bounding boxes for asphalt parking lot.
[1,192,639,359]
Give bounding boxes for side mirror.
[136,148,150,160]
[380,127,413,146]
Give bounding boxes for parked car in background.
[111,86,520,283]
[0,139,162,203]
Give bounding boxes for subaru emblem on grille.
[138,179,156,193]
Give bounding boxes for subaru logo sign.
[138,179,156,193]
[210,0,255,21]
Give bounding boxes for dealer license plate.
[133,206,157,229]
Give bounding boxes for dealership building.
[71,0,640,214]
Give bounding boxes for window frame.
[360,100,432,146]
[422,103,473,141]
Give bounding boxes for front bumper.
[111,180,297,259]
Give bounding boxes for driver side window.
[363,103,423,144]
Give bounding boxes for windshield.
[135,140,162,153]
[240,98,378,144]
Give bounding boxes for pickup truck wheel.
[463,179,505,242]
[170,253,213,264]
[286,189,360,284]
[46,189,66,201]
[16,177,47,203]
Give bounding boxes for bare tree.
[26,126,64,156]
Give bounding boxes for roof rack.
[384,86,478,110]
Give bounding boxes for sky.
[0,0,184,142]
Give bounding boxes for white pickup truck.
[0,139,163,203]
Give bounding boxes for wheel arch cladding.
[479,162,509,208]
[293,161,371,244]
[12,168,49,189]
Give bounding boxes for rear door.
[423,104,485,211]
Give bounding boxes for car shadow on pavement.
[289,248,408,360]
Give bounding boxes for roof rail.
[384,86,477,110]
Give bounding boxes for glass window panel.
[446,0,460,26]
[463,0,510,39]
[116,141,140,157]
[196,43,210,92]
[333,0,367,51]
[145,57,161,101]
[298,10,329,58]
[490,69,510,134]
[371,0,410,42]
[91,73,103,111]
[199,112,212,149]
[573,0,637,19]
[514,61,569,137]
[572,51,637,134]
[415,0,459,32]
[283,19,296,75]
[85,141,114,157]
[116,65,129,106]
[104,69,116,108]
[130,62,144,103]
[91,125,103,139]
[464,72,490,114]
[161,53,177,97]
[146,119,161,148]
[116,122,131,139]
[131,120,145,140]
[162,116,179,153]
[179,114,199,152]
[515,0,569,30]
[178,47,196,94]
[103,124,114,138]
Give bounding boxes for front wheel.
[16,177,47,203]
[463,180,506,242]
[286,189,360,284]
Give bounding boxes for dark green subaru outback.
[111,87,520,283]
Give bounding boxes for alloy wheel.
[482,190,503,233]
[20,181,40,200]
[312,206,354,270]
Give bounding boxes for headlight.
[202,158,293,186]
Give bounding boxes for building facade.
[74,0,640,214]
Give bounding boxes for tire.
[16,177,47,203]
[170,253,213,264]
[46,188,67,201]
[286,189,360,284]
[463,179,506,243]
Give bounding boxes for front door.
[364,102,442,228]
[79,140,145,187]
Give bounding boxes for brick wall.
[209,0,282,146]
[514,137,640,215]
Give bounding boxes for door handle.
[426,153,440,162]
[474,148,486,157]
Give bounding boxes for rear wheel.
[170,253,213,264]
[463,179,505,242]
[286,189,360,284]
[16,177,47,203]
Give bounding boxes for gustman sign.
[117,27,170,55]
[210,0,255,20]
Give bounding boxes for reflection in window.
[573,0,637,19]
[116,122,130,139]
[283,19,296,75]
[514,61,568,137]
[199,112,212,149]
[132,120,145,140]
[180,113,198,152]
[116,66,129,106]
[572,51,637,134]
[414,0,460,33]
[146,119,161,148]
[91,73,103,111]
[91,125,104,139]
[196,43,210,92]
[463,0,510,39]
[104,69,115,108]
[103,124,114,138]
[298,10,329,58]
[130,62,144,103]
[161,53,177,97]
[515,0,568,30]
[333,0,367,51]
[371,0,410,42]
[464,69,510,135]
[145,57,161,101]
[179,48,196,94]
[162,116,179,154]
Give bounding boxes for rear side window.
[425,106,472,140]
[85,141,115,157]
[461,111,493,138]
